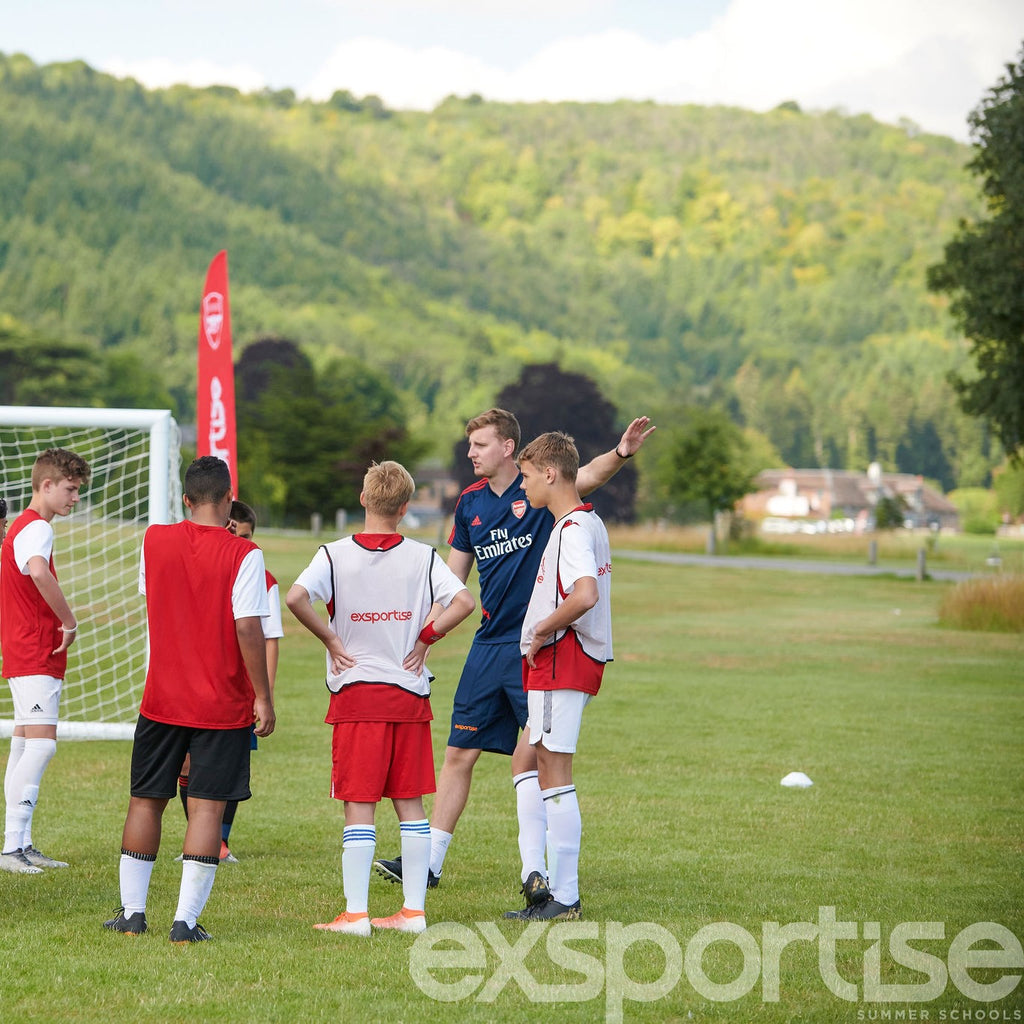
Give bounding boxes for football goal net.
[0,407,182,739]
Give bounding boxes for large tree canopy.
[928,46,1024,463]
[0,316,100,406]
[0,314,170,409]
[657,405,755,528]
[235,338,426,522]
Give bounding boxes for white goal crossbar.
[0,407,182,740]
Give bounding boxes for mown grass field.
[0,533,1021,1023]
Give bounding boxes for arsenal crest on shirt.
[511,499,526,519]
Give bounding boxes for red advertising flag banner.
[196,250,238,490]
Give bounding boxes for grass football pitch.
[0,536,1021,1023]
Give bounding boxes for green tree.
[993,460,1024,521]
[740,426,786,478]
[733,357,818,467]
[0,315,175,412]
[236,337,316,411]
[97,348,175,411]
[949,487,1000,535]
[234,338,316,522]
[928,46,1024,462]
[0,315,102,405]
[873,494,907,530]
[659,406,755,552]
[236,340,425,522]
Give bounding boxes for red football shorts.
[330,720,436,802]
[522,629,605,696]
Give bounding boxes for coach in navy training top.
[447,475,547,644]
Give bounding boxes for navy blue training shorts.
[130,714,253,802]
[447,640,528,755]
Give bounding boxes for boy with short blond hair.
[504,431,613,921]
[1,448,91,874]
[287,460,475,935]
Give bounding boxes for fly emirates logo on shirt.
[473,527,533,563]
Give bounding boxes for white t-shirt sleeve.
[232,548,270,619]
[293,548,333,606]
[263,581,284,639]
[558,521,598,592]
[13,519,54,574]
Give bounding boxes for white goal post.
[0,407,182,740]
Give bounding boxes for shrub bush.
[939,574,1024,632]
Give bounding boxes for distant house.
[740,464,960,531]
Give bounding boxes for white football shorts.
[525,689,592,754]
[8,675,63,726]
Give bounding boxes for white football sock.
[4,737,55,852]
[174,856,218,927]
[400,819,431,912]
[514,770,547,882]
[546,829,558,885]
[429,827,452,877]
[4,735,25,806]
[542,786,581,906]
[342,825,376,915]
[119,851,157,917]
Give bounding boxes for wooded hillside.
[0,53,994,498]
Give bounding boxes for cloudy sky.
[3,0,1022,141]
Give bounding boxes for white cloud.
[102,56,266,94]
[511,31,697,104]
[300,0,1023,138]
[303,38,503,106]
[680,0,1022,135]
[97,0,1024,141]
[322,0,606,13]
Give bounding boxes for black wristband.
[615,446,633,459]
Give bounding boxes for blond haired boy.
[287,461,475,935]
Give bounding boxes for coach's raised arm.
[576,416,657,496]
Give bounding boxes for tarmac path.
[613,549,976,582]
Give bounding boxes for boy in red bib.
[175,500,282,864]
[104,456,275,943]
[1,449,90,874]
[287,461,474,935]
